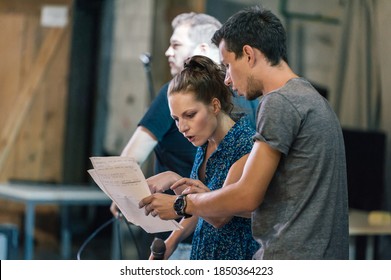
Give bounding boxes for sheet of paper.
[88,156,182,233]
[90,156,137,169]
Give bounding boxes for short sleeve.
[253,93,301,155]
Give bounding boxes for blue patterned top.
[189,116,260,260]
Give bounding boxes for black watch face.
[174,197,184,212]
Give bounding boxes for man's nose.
[165,46,173,57]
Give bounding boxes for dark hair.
[212,5,288,65]
[168,55,233,114]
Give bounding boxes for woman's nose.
[178,119,189,133]
[224,71,232,86]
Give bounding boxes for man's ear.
[197,43,210,55]
[243,45,256,66]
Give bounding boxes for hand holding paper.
[88,156,182,233]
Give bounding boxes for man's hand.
[139,193,180,220]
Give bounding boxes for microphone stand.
[139,52,155,105]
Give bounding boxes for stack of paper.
[88,156,182,233]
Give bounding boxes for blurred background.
[0,0,390,260]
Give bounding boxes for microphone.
[150,237,166,260]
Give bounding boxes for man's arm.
[181,154,250,228]
[186,141,281,217]
[139,141,281,220]
[120,126,158,164]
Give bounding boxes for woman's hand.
[171,178,210,195]
[110,202,121,218]
[148,239,177,260]
[147,171,182,193]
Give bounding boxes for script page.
[89,156,181,233]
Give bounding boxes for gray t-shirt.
[252,78,349,259]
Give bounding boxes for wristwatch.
[173,194,192,218]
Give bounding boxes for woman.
[147,55,259,260]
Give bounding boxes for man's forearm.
[185,182,256,218]
[121,126,157,164]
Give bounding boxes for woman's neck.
[198,113,234,182]
[207,113,235,151]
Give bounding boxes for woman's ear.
[211,98,221,115]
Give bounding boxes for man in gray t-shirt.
[252,78,348,259]
[140,6,349,260]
